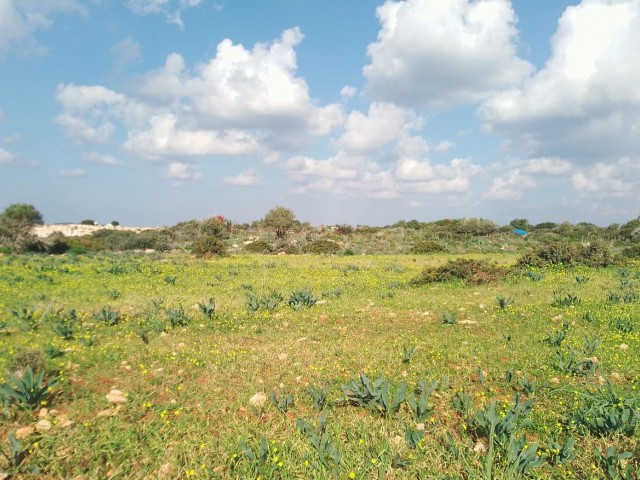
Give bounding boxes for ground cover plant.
[0,251,638,478]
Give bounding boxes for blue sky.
[1,0,639,227]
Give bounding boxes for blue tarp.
[513,228,528,237]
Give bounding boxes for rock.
[38,408,49,418]
[611,372,622,382]
[158,463,176,479]
[249,392,267,408]
[277,353,288,361]
[106,389,127,404]
[473,438,488,453]
[15,426,35,439]
[550,377,560,384]
[35,419,52,432]
[618,343,629,350]
[56,413,74,428]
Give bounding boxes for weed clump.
[244,239,272,253]
[517,239,616,268]
[302,239,340,254]
[410,258,506,286]
[410,240,448,254]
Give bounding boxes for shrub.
[302,239,340,254]
[518,240,616,268]
[191,236,227,257]
[621,243,640,259]
[410,240,447,254]
[517,241,580,267]
[244,239,272,253]
[410,258,506,286]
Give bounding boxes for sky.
[1,0,639,227]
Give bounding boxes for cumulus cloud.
[111,37,142,71]
[83,152,124,166]
[223,169,263,187]
[163,162,202,185]
[483,169,535,201]
[522,157,572,175]
[0,0,86,55]
[282,132,481,199]
[434,141,454,153]
[480,0,640,163]
[55,29,344,160]
[340,85,357,99]
[125,0,203,28]
[0,147,15,164]
[58,168,86,177]
[572,158,640,197]
[337,103,422,153]
[364,0,532,108]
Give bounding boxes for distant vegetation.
[1,203,640,263]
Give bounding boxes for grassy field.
[0,252,638,479]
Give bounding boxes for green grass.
[0,252,638,478]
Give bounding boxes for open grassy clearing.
[0,252,639,479]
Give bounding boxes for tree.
[262,206,297,240]
[509,218,532,232]
[0,203,44,252]
[80,219,96,225]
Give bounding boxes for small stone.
[38,408,49,418]
[158,463,176,479]
[249,392,267,408]
[106,389,127,404]
[618,343,629,350]
[97,409,114,418]
[611,372,622,382]
[550,377,560,384]
[56,446,74,458]
[473,438,488,453]
[56,414,74,428]
[35,419,52,432]
[277,353,288,361]
[15,426,35,439]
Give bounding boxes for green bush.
[410,258,506,286]
[518,240,616,267]
[191,236,227,257]
[244,239,272,253]
[302,239,340,254]
[517,241,580,267]
[410,240,447,254]
[621,243,640,259]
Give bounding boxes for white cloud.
[480,0,640,163]
[123,114,264,159]
[54,113,116,144]
[58,168,86,178]
[223,169,263,187]
[409,200,421,208]
[111,37,142,71]
[522,157,571,175]
[0,0,86,55]
[434,140,454,153]
[282,132,481,199]
[337,103,422,153]
[55,29,344,160]
[483,169,535,201]
[572,158,640,197]
[163,161,202,185]
[364,0,532,108]
[340,85,357,99]
[125,0,203,28]
[0,147,15,164]
[83,152,124,166]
